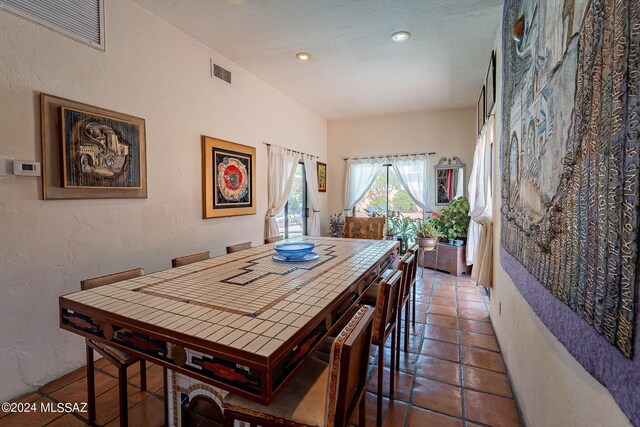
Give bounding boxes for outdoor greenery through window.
[275,163,306,238]
[354,165,424,220]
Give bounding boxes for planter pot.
[454,239,464,247]
[417,237,438,250]
[386,233,397,241]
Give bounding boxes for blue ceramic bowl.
[274,242,315,260]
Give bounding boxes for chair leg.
[404,300,410,351]
[139,360,147,391]
[86,345,96,425]
[390,329,396,398]
[118,366,128,427]
[395,312,401,371]
[412,283,416,327]
[377,345,383,426]
[359,393,366,427]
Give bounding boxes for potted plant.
[413,218,444,250]
[385,210,400,240]
[439,196,470,245]
[329,212,346,237]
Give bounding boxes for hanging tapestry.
[501,0,639,422]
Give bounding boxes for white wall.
[326,109,476,233]
[488,27,631,427]
[0,0,326,401]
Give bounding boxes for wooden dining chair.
[342,217,386,240]
[406,244,420,326]
[264,235,284,244]
[223,306,375,427]
[81,268,147,427]
[226,241,252,254]
[395,253,416,364]
[171,251,210,268]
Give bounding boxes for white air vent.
[0,0,105,50]
[211,60,232,84]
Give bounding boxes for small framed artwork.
[317,162,327,192]
[41,93,147,199]
[485,50,496,118]
[202,136,256,219]
[477,86,485,135]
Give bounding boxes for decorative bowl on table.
[273,242,318,262]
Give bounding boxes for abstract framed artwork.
[484,50,496,118]
[317,162,327,192]
[202,136,256,219]
[41,93,147,199]
[477,85,485,135]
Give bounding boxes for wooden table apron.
[59,237,398,405]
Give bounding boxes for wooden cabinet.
[419,243,471,276]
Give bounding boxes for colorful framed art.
[202,136,256,219]
[41,93,147,199]
[317,161,327,192]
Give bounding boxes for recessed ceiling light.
[295,52,312,62]
[391,31,411,42]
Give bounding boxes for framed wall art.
[41,93,147,199]
[202,136,256,219]
[477,86,485,135]
[484,50,496,118]
[317,162,327,192]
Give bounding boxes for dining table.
[59,236,398,424]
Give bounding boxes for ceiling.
[132,0,502,120]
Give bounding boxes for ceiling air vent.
[211,61,232,84]
[0,0,105,50]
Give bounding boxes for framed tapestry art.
[202,136,256,219]
[41,94,147,199]
[317,162,326,192]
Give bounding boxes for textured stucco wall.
[326,108,476,232]
[0,0,326,401]
[488,24,631,427]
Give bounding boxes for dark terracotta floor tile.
[384,331,422,354]
[461,331,500,352]
[0,397,62,427]
[456,286,480,294]
[431,296,458,307]
[426,314,458,329]
[367,367,414,403]
[415,356,461,386]
[101,360,142,378]
[94,357,112,369]
[461,347,506,373]
[47,414,88,426]
[457,300,487,311]
[377,347,420,375]
[350,392,408,427]
[129,364,164,393]
[424,324,459,344]
[411,377,462,417]
[40,367,86,394]
[94,385,150,425]
[420,339,460,363]
[105,395,165,427]
[399,322,425,338]
[428,304,458,317]
[463,366,513,398]
[432,290,458,299]
[464,389,521,426]
[50,371,118,405]
[459,319,495,335]
[458,308,490,322]
[457,293,484,302]
[407,406,463,427]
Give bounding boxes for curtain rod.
[343,152,436,161]
[262,142,318,158]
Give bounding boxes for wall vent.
[0,0,105,50]
[211,61,232,84]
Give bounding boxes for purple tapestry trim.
[501,248,639,425]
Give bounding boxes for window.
[354,165,424,220]
[275,163,307,238]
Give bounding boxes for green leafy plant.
[386,210,401,236]
[438,196,470,241]
[413,218,445,239]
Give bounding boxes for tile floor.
[1,269,522,426]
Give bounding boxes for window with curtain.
[274,163,307,238]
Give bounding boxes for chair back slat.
[325,306,374,427]
[81,268,144,291]
[400,253,416,302]
[342,217,386,240]
[265,235,284,244]
[226,242,252,254]
[171,251,210,268]
[372,270,402,343]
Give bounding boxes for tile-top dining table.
[59,236,398,415]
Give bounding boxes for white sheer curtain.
[265,146,300,239]
[303,154,321,236]
[344,158,383,210]
[390,154,432,211]
[467,116,494,286]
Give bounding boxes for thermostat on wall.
[13,160,41,176]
